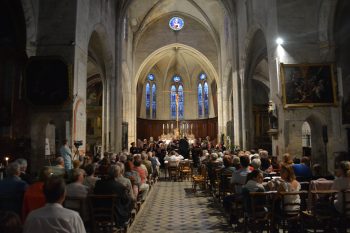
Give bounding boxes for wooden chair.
[167,161,179,181]
[339,189,350,232]
[64,196,88,223]
[88,194,122,233]
[179,160,192,181]
[245,191,277,233]
[275,191,308,233]
[218,170,233,201]
[302,190,337,232]
[192,164,207,193]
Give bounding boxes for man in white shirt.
[24,176,86,233]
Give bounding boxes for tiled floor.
[129,180,233,233]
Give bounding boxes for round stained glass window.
[173,75,181,82]
[148,74,154,81]
[169,17,184,31]
[199,73,206,80]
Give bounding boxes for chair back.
[249,191,276,218]
[342,189,350,217]
[280,191,308,216]
[64,196,88,222]
[88,194,117,233]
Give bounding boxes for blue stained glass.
[204,82,209,117]
[198,83,203,117]
[146,83,150,118]
[171,85,176,118]
[199,73,206,80]
[169,17,184,31]
[152,84,156,118]
[178,85,184,118]
[148,74,154,81]
[173,75,181,82]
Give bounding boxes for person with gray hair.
[66,169,89,198]
[115,163,135,200]
[15,158,33,184]
[94,165,133,227]
[0,162,28,215]
[251,158,262,171]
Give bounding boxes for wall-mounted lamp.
[276,37,284,45]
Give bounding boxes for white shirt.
[332,176,350,213]
[24,203,86,233]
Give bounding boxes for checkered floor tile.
[129,180,233,233]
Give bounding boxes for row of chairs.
[63,178,157,233]
[166,160,193,181]
[230,189,350,232]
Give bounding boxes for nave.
[129,180,232,233]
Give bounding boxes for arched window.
[204,82,209,117]
[198,73,209,118]
[170,85,176,118]
[152,84,156,118]
[145,74,156,119]
[178,84,184,118]
[170,75,184,119]
[145,82,150,118]
[198,83,203,117]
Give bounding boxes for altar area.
[160,122,196,144]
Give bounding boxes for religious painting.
[280,63,337,108]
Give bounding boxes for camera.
[74,140,83,148]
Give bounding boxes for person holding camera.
[59,139,72,171]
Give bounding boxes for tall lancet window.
[204,82,209,117]
[170,85,176,118]
[145,74,156,119]
[145,82,150,118]
[152,83,156,118]
[178,84,184,118]
[198,73,209,118]
[170,75,184,119]
[198,83,203,117]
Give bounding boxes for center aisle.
[129,180,233,233]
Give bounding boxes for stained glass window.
[204,82,209,117]
[199,73,206,80]
[148,74,154,81]
[198,83,203,117]
[171,85,176,118]
[152,84,156,118]
[146,82,150,118]
[178,85,184,118]
[173,75,181,82]
[169,17,184,31]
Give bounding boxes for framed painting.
[280,63,337,108]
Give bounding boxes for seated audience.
[50,157,66,177]
[0,162,28,215]
[22,167,52,220]
[23,176,86,233]
[16,158,34,185]
[292,156,312,179]
[133,157,149,201]
[331,161,350,213]
[82,164,99,192]
[115,163,135,200]
[268,164,301,212]
[66,169,89,198]
[230,155,251,193]
[243,170,265,192]
[0,211,22,233]
[94,165,133,228]
[281,153,293,166]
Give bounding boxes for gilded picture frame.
[280,63,337,108]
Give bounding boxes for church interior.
[1,0,350,232]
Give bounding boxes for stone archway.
[243,29,271,152]
[132,44,219,143]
